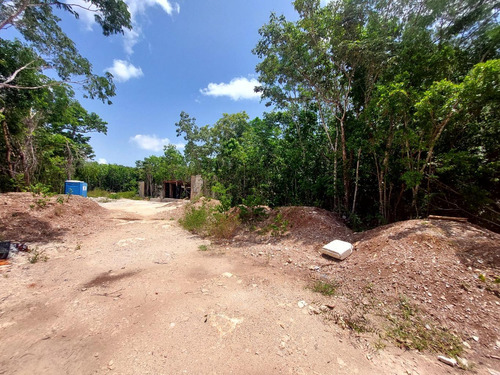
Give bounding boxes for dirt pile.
[229,208,499,363]
[231,206,353,246]
[315,219,500,362]
[279,206,353,243]
[0,192,109,243]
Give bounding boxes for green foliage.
[211,182,232,212]
[135,145,189,197]
[87,188,139,200]
[180,204,211,234]
[28,183,52,197]
[0,0,131,101]
[180,202,240,239]
[76,162,138,193]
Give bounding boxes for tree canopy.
[0,1,131,192]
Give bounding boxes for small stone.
[463,341,471,349]
[297,300,307,309]
[457,357,469,368]
[488,369,500,375]
[438,356,457,367]
[94,352,99,357]
[308,305,320,314]
[495,340,500,348]
[222,272,233,278]
[472,336,479,342]
[319,305,329,313]
[81,288,87,291]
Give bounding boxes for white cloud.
[106,60,143,82]
[130,135,184,152]
[123,0,180,54]
[126,0,180,18]
[67,0,179,54]
[200,77,261,101]
[98,158,108,164]
[123,28,141,55]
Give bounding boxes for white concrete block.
[321,240,353,260]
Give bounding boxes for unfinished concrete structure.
[163,180,190,199]
[190,175,203,200]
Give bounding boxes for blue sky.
[52,0,308,166]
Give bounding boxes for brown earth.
[0,194,499,374]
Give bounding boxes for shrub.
[180,204,211,234]
[209,212,240,239]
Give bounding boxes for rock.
[462,341,471,349]
[438,356,457,367]
[495,340,500,348]
[472,335,479,342]
[488,369,500,375]
[457,357,469,369]
[319,305,330,313]
[221,272,233,278]
[297,300,307,309]
[308,305,320,314]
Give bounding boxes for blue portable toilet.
[64,180,88,197]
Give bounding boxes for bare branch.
[1,60,37,86]
[0,82,59,90]
[0,0,30,30]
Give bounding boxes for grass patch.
[28,249,48,264]
[88,189,140,200]
[198,245,208,251]
[387,296,463,357]
[310,280,338,296]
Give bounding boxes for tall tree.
[0,0,131,102]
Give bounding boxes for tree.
[253,0,499,229]
[0,39,109,191]
[0,0,132,102]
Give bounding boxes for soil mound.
[0,192,109,243]
[322,219,500,359]
[279,206,353,243]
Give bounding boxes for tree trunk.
[351,147,362,215]
[1,117,15,180]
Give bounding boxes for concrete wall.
[138,181,145,198]
[190,175,203,200]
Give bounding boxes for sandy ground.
[0,199,496,374]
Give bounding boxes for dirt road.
[0,200,459,374]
